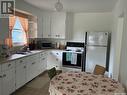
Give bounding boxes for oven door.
[62,52,82,68]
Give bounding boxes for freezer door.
[87,32,108,46]
[85,46,107,73]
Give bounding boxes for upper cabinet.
[42,12,66,39]
[42,14,51,38]
[28,16,38,38]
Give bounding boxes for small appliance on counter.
[41,42,53,49]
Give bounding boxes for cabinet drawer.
[15,58,26,67]
[40,52,47,57]
[2,61,15,71]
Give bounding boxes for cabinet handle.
[20,60,23,63]
[8,64,11,67]
[56,58,58,61]
[24,66,26,68]
[42,58,45,60]
[3,74,6,77]
[32,62,35,65]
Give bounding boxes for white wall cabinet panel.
[28,22,38,38]
[42,15,51,38]
[42,12,66,39]
[51,12,66,39]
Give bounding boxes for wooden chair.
[48,67,57,80]
[93,65,106,75]
[47,67,62,80]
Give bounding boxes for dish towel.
[71,53,77,65]
[66,52,72,62]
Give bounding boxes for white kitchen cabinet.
[0,66,2,95]
[39,51,47,73]
[47,50,63,70]
[42,12,66,39]
[42,14,51,38]
[28,21,38,38]
[28,16,38,38]
[26,54,40,82]
[15,58,27,89]
[1,61,15,95]
[51,12,66,39]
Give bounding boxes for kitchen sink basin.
[16,51,32,55]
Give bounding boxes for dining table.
[49,72,125,95]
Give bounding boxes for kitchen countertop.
[0,49,66,64]
[0,50,45,64]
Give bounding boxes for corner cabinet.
[42,12,66,39]
[47,50,63,70]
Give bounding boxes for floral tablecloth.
[49,72,125,95]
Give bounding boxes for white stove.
[62,42,84,71]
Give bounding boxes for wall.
[119,0,127,91]
[72,13,113,42]
[15,0,45,38]
[0,18,9,44]
[111,0,127,90]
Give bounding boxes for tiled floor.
[13,72,50,95]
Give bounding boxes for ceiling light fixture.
[55,0,63,11]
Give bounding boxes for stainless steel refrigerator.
[82,32,111,72]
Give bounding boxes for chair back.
[93,65,106,75]
[48,67,57,79]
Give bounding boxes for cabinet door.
[28,22,38,38]
[2,68,15,95]
[0,66,2,95]
[47,50,62,70]
[42,15,51,38]
[51,12,66,39]
[40,53,47,72]
[0,73,2,95]
[26,55,39,82]
[15,59,26,89]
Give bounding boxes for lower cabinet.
[40,51,47,73]
[26,54,40,82]
[2,63,15,95]
[0,50,48,95]
[15,58,27,89]
[0,66,2,95]
[47,50,63,70]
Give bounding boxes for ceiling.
[24,0,118,12]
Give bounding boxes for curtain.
[19,17,28,45]
[7,16,16,48]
